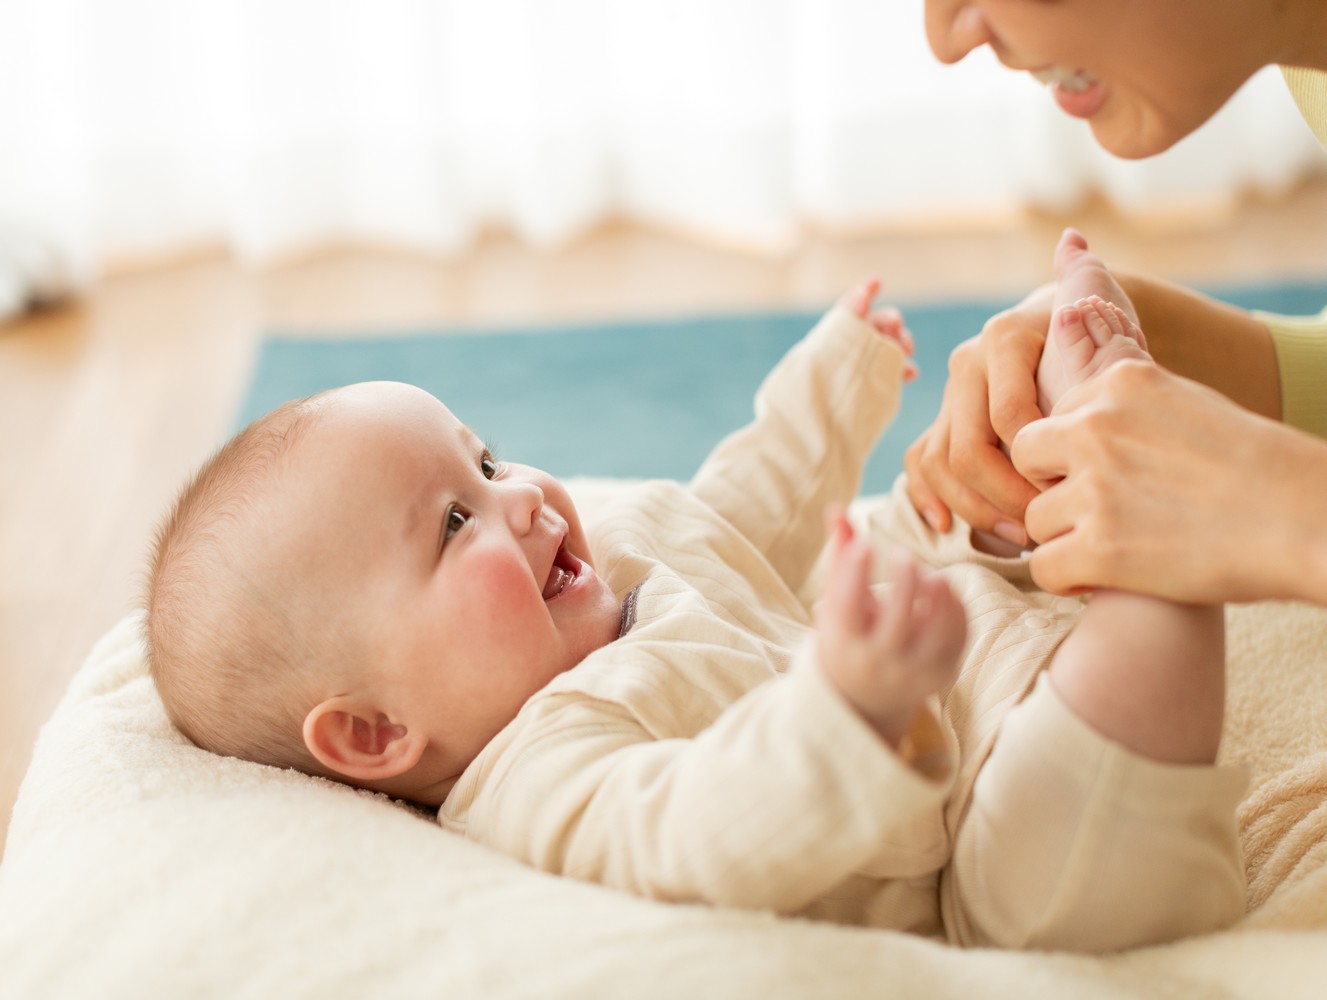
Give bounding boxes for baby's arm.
[817,508,965,747]
[689,280,915,594]
[453,634,957,915]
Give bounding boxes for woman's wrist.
[1250,420,1327,603]
[1287,440,1327,604]
[1113,269,1281,421]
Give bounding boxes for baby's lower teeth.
[547,567,570,598]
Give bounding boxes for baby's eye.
[443,506,470,541]
[481,450,499,480]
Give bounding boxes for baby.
[146,230,1246,952]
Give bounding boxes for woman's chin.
[1087,101,1206,161]
[1090,117,1184,161]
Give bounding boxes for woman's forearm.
[1114,269,1282,420]
[1246,416,1327,603]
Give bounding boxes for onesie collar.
[617,584,643,638]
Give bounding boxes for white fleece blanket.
[2,482,1326,999]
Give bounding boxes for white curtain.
[0,0,1321,272]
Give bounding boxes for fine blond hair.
[144,393,337,775]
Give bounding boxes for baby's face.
[278,381,622,780]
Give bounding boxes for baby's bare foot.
[1051,228,1138,327]
[1041,295,1152,412]
[1036,229,1145,414]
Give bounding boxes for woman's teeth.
[1034,66,1097,93]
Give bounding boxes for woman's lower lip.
[1051,77,1107,119]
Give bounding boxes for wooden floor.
[4,180,1327,854]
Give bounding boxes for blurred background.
[3,0,1323,269]
[3,0,1327,851]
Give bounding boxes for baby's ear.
[303,697,427,783]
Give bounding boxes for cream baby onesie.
[440,304,1246,950]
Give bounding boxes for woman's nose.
[924,1,991,65]
[502,479,545,533]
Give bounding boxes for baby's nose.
[504,480,545,532]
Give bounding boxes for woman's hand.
[904,283,1054,546]
[1013,359,1327,604]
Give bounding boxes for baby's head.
[146,381,622,805]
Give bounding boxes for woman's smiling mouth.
[1031,65,1107,119]
[1032,65,1095,92]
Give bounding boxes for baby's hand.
[839,278,918,383]
[815,509,966,747]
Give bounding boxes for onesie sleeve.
[1256,304,1327,439]
[443,650,954,916]
[688,304,906,594]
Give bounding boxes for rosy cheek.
[470,557,532,606]
[456,549,545,643]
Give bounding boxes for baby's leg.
[1036,258,1225,765]
[941,234,1241,951]
[1035,228,1143,416]
[943,674,1246,950]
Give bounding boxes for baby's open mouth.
[542,546,580,601]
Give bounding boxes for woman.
[908,0,1327,604]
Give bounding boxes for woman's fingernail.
[923,507,944,532]
[993,521,1026,546]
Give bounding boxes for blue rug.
[238,282,1327,496]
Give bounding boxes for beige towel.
[1224,600,1327,921]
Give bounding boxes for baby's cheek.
[469,553,533,599]
[464,556,546,640]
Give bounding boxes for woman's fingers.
[1008,410,1071,486]
[904,430,953,533]
[984,321,1048,449]
[904,293,1050,536]
[943,370,1037,533]
[1025,533,1095,597]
